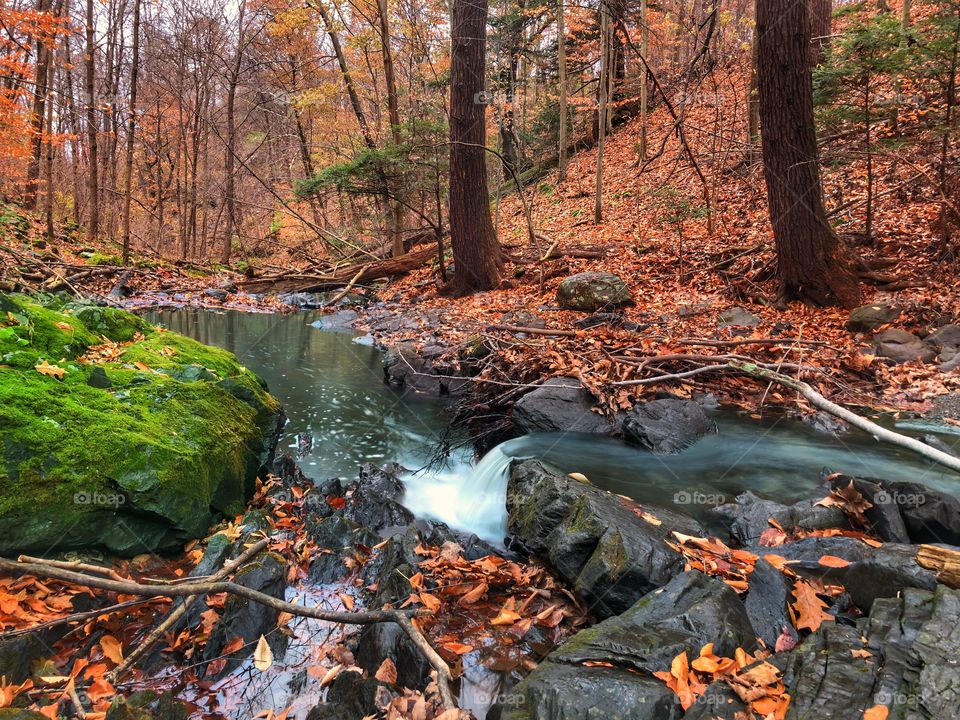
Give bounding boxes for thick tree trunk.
[25,0,54,210]
[809,0,832,66]
[85,0,99,244]
[222,0,246,266]
[378,0,405,257]
[757,0,861,308]
[594,0,610,224]
[448,0,502,294]
[121,0,141,264]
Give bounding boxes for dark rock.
[829,475,910,543]
[500,310,546,330]
[311,310,359,331]
[203,288,229,301]
[511,377,617,435]
[621,397,716,453]
[872,329,936,364]
[744,558,798,650]
[355,621,431,689]
[306,670,395,720]
[307,516,379,583]
[382,342,464,396]
[556,272,631,312]
[710,491,850,546]
[889,480,960,545]
[507,460,692,617]
[0,633,52,683]
[682,682,746,720]
[86,366,113,389]
[277,292,327,308]
[502,572,757,720]
[718,306,760,328]
[0,711,49,720]
[105,691,189,720]
[926,323,960,355]
[802,411,849,435]
[847,304,898,333]
[202,551,288,677]
[572,312,644,331]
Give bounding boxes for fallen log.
[239,246,435,294]
[916,544,960,588]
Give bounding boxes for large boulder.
[512,377,618,435]
[556,272,631,312]
[846,303,899,333]
[501,572,756,720]
[506,460,696,618]
[710,491,849,546]
[621,397,716,453]
[0,294,282,555]
[871,329,936,364]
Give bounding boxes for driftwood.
[239,245,435,294]
[489,323,580,337]
[0,554,456,709]
[916,544,960,588]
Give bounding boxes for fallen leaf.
[254,635,272,671]
[35,359,66,380]
[818,555,851,568]
[792,579,833,632]
[99,636,124,665]
[374,658,397,684]
[863,705,889,720]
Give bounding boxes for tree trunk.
[809,0,832,66]
[121,0,141,264]
[638,0,649,160]
[25,0,54,210]
[222,0,246,266]
[556,0,568,180]
[85,0,99,244]
[378,0,405,257]
[594,0,610,224]
[448,0,502,294]
[757,0,861,308]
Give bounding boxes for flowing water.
[149,308,960,545]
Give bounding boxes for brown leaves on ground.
[654,644,789,718]
[759,518,883,549]
[790,579,834,633]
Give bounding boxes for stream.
[145,308,960,718]
[150,308,960,544]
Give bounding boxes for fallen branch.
[489,323,579,337]
[729,360,960,474]
[0,597,160,640]
[0,556,456,709]
[916,544,960,588]
[106,538,268,682]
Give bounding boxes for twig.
[106,538,268,682]
[0,598,160,640]
[324,267,365,306]
[17,555,126,582]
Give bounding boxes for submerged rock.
[621,396,717,453]
[506,459,696,618]
[104,691,189,720]
[556,272,631,312]
[0,294,283,555]
[511,377,618,435]
[501,572,756,720]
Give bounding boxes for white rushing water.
[400,439,531,545]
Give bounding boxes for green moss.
[0,294,281,555]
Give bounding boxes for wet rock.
[846,303,898,333]
[802,411,849,435]
[502,572,756,720]
[355,622,431,690]
[0,633,53,683]
[781,623,877,719]
[307,516,379,583]
[202,551,288,677]
[556,272,631,312]
[278,292,327,308]
[744,558,798,650]
[511,377,617,435]
[872,329,936,364]
[507,460,692,618]
[682,682,746,720]
[0,711,49,720]
[203,288,229,301]
[311,310,359,331]
[621,397,716,453]
[382,342,464,396]
[306,670,394,720]
[829,475,910,543]
[718,306,760,328]
[342,464,414,531]
[710,491,850,546]
[105,691,188,720]
[889,480,960,545]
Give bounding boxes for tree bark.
[809,0,832,66]
[757,0,861,308]
[556,0,569,180]
[121,0,141,264]
[594,0,610,224]
[85,0,99,244]
[377,0,405,257]
[25,0,54,210]
[448,0,502,294]
[222,0,246,266]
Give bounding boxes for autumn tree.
[757,0,861,308]
[448,0,502,294]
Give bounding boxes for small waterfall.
[401,439,526,544]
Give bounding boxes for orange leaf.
[864,705,889,720]
[818,555,851,568]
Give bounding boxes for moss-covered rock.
[0,294,282,555]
